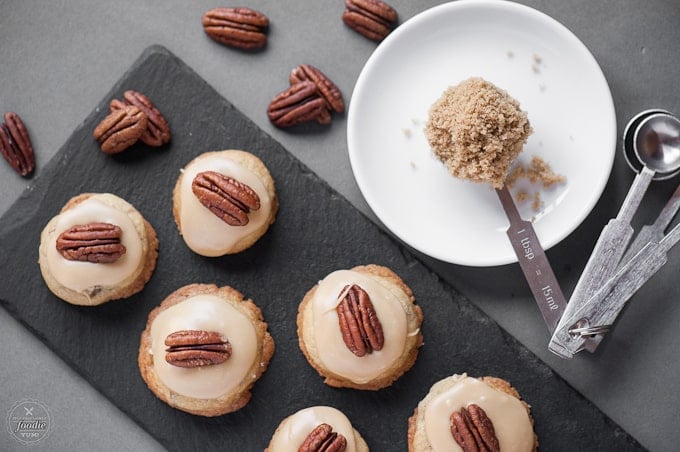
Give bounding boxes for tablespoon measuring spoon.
[622,109,678,181]
[550,112,680,358]
[619,109,679,264]
[621,111,680,264]
[496,186,567,333]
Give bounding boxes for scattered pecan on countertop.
[0,111,35,177]
[342,0,398,41]
[202,7,269,50]
[268,65,344,128]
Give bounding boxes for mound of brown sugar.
[425,77,532,188]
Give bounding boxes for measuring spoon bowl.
[623,109,678,180]
[634,112,680,174]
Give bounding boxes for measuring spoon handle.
[554,167,655,346]
[563,219,634,314]
[550,212,680,358]
[621,182,680,264]
[496,186,567,333]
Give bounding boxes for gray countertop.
[1,1,679,450]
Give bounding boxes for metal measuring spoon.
[621,112,680,263]
[550,218,680,358]
[550,112,680,358]
[576,111,680,352]
[622,109,678,181]
[496,186,567,333]
[634,113,680,174]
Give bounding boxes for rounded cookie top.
[409,374,536,452]
[38,192,157,306]
[267,406,368,452]
[173,150,277,256]
[139,283,274,416]
[298,264,423,389]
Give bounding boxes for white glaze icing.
[178,154,272,256]
[268,406,358,452]
[149,294,257,399]
[45,198,143,293]
[311,269,410,384]
[424,376,534,452]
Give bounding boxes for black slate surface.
[0,46,641,451]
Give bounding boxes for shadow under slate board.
[0,46,641,451]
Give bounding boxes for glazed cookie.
[407,374,537,452]
[38,193,158,306]
[297,264,423,390]
[138,283,275,416]
[266,406,369,452]
[173,150,278,256]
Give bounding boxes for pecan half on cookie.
[56,222,126,264]
[202,7,269,50]
[192,171,261,226]
[0,112,35,177]
[110,90,170,147]
[94,106,148,154]
[299,423,348,452]
[342,0,398,41]
[450,404,500,452]
[165,330,232,368]
[336,284,384,357]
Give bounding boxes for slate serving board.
[0,46,641,451]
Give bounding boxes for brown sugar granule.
[506,155,566,211]
[515,190,529,203]
[505,164,527,188]
[527,155,565,187]
[506,157,565,189]
[425,77,532,188]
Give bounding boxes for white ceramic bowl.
[347,0,616,266]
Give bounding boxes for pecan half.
[0,112,35,177]
[342,0,398,42]
[93,106,148,154]
[110,90,171,147]
[56,222,126,263]
[336,284,384,357]
[298,423,347,452]
[192,171,261,226]
[202,7,269,50]
[290,64,345,114]
[267,81,329,128]
[450,404,500,452]
[165,330,232,368]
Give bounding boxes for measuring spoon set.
[500,110,680,358]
